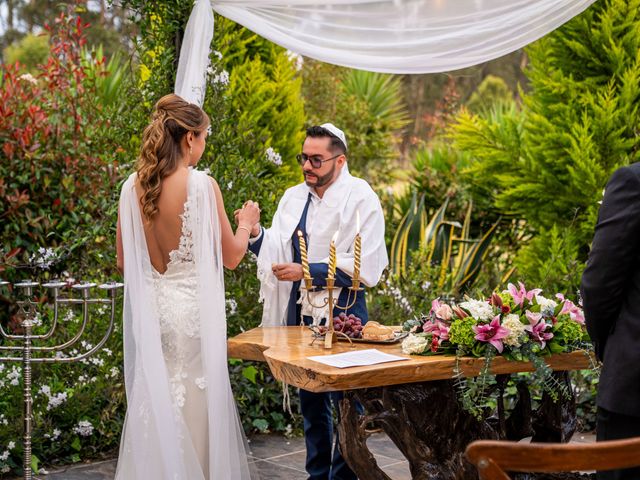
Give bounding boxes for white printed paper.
[307,349,409,369]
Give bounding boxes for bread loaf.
[362,321,395,341]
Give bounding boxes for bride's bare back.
[136,168,190,274]
[116,167,260,275]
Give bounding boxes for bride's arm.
[210,177,259,270]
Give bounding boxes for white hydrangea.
[109,367,119,379]
[401,334,429,355]
[502,314,527,347]
[62,309,76,323]
[459,299,495,321]
[0,451,9,461]
[29,247,57,269]
[265,147,282,166]
[46,392,68,411]
[44,428,61,441]
[7,366,21,386]
[40,385,68,410]
[226,298,238,316]
[90,357,104,368]
[535,295,558,315]
[212,70,229,86]
[73,420,94,437]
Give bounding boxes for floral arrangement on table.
[402,282,588,358]
[400,282,593,418]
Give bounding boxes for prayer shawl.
[257,166,388,326]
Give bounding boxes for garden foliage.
[451,0,640,294]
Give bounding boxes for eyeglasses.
[296,153,342,169]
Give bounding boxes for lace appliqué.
[169,199,194,265]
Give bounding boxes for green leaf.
[252,418,269,433]
[30,454,40,474]
[71,436,82,451]
[242,365,258,384]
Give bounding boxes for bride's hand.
[237,201,260,231]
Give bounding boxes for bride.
[114,93,258,479]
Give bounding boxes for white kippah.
[320,123,348,151]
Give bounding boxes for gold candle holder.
[352,232,361,290]
[297,230,313,291]
[304,229,365,349]
[328,231,338,280]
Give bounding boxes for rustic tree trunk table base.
[338,373,593,480]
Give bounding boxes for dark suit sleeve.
[309,264,353,288]
[581,166,640,360]
[247,227,264,256]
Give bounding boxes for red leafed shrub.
[0,11,126,275]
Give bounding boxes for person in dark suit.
[581,163,640,480]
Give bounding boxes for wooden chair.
[465,437,640,479]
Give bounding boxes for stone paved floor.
[29,432,411,480]
[22,431,596,479]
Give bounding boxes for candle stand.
[297,228,363,349]
[0,278,123,480]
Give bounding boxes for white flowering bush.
[0,304,124,475]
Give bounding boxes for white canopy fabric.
[175,0,598,105]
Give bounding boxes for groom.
[243,124,388,480]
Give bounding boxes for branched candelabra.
[303,276,362,349]
[0,278,123,480]
[298,227,363,349]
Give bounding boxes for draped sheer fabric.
[115,169,252,480]
[176,0,597,105]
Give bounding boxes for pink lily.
[430,298,443,315]
[556,295,585,325]
[490,292,503,308]
[423,320,450,341]
[423,320,450,352]
[472,315,510,353]
[452,305,469,319]
[524,311,554,348]
[505,282,542,308]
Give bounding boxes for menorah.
[298,218,362,349]
[0,278,123,480]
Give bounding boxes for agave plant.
[390,194,498,296]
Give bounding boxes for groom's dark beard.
[304,163,336,188]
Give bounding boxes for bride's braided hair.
[137,94,210,222]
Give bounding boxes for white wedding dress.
[115,169,252,479]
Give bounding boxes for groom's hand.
[272,263,303,282]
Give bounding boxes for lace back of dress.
[169,197,195,265]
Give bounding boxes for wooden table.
[229,327,595,480]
